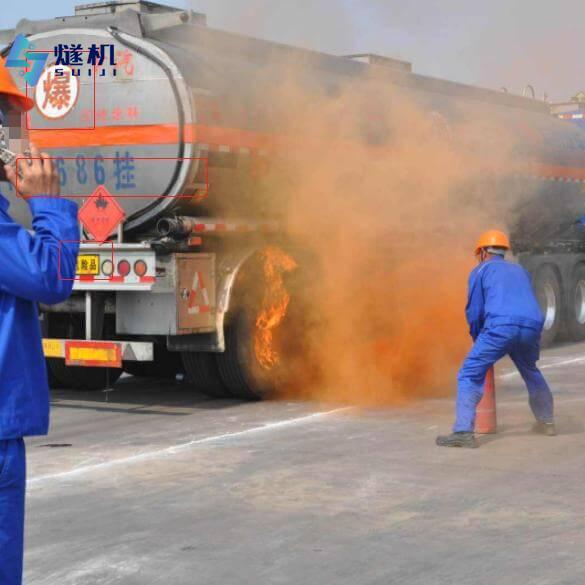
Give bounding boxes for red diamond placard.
[78,186,125,242]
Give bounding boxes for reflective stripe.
[190,220,279,233]
[65,341,121,368]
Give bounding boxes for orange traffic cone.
[475,367,497,434]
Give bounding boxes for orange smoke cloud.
[248,67,519,406]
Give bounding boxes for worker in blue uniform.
[0,60,79,584]
[437,230,555,448]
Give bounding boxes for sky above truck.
[1,0,583,102]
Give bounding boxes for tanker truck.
[1,0,585,397]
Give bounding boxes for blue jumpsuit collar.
[483,255,504,264]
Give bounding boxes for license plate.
[76,254,100,276]
[43,339,63,358]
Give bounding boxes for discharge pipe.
[157,216,191,237]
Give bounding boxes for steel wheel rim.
[575,280,585,325]
[542,283,556,330]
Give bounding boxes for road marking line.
[499,356,585,379]
[498,395,585,407]
[28,407,351,488]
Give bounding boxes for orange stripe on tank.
[533,164,585,181]
[30,123,275,151]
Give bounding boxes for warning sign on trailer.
[78,186,125,242]
[187,271,211,315]
[177,254,216,332]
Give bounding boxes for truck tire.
[533,265,562,347]
[566,263,585,341]
[215,308,277,400]
[181,351,232,398]
[215,246,302,400]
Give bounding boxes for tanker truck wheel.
[46,314,122,391]
[215,246,304,400]
[566,263,585,341]
[215,308,270,400]
[533,265,562,347]
[181,351,232,399]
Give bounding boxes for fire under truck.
[2,1,585,397]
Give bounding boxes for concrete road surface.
[24,342,585,585]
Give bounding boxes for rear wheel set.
[46,303,291,398]
[183,247,301,400]
[182,306,290,400]
[531,262,585,346]
[48,246,301,399]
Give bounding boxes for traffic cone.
[475,367,496,434]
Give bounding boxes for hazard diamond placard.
[78,186,125,242]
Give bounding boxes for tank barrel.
[9,6,585,237]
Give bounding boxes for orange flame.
[254,246,298,369]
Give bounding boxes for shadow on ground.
[49,374,245,416]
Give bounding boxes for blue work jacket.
[0,193,79,438]
[465,255,544,340]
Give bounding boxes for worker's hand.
[4,143,60,199]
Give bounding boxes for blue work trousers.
[453,325,554,432]
[0,439,26,585]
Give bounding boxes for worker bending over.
[437,230,555,448]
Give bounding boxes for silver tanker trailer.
[1,0,585,396]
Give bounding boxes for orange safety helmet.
[0,58,34,112]
[474,229,510,255]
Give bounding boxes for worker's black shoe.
[436,432,478,448]
[532,421,557,436]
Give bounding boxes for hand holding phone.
[3,143,60,199]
